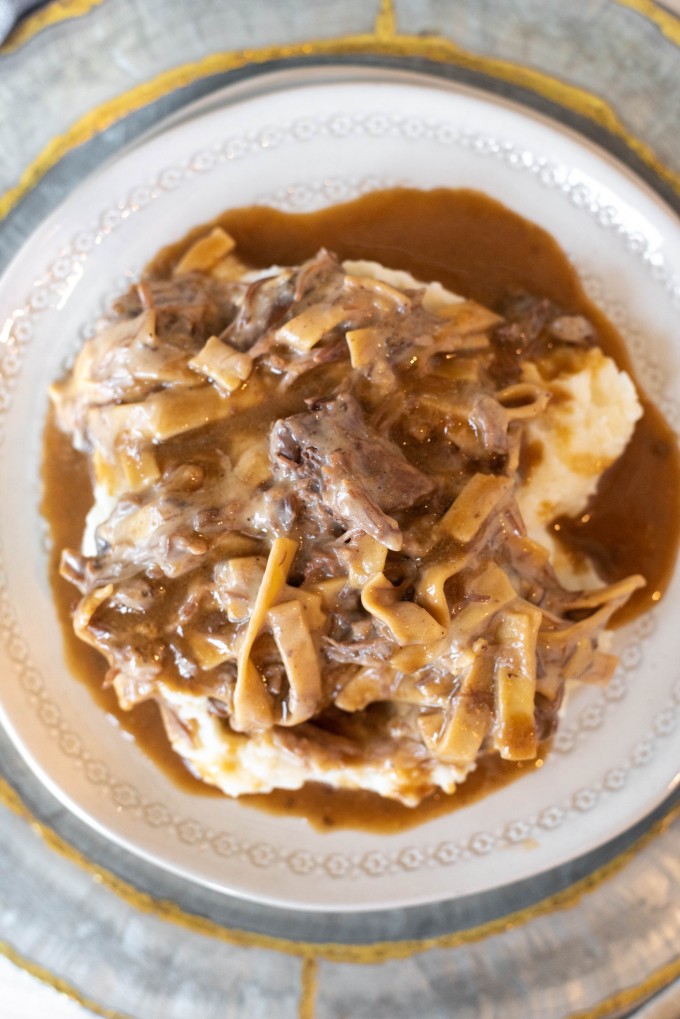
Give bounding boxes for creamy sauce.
[42,187,680,831]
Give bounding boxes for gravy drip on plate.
[42,188,680,832]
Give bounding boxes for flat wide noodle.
[233,537,297,732]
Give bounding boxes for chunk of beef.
[222,250,343,352]
[491,292,596,384]
[270,393,436,550]
[220,272,295,351]
[114,274,241,347]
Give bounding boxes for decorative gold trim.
[375,0,396,39]
[3,20,680,222]
[2,0,675,59]
[614,0,680,45]
[2,5,680,1012]
[0,938,130,1019]
[299,957,319,1019]
[1,775,679,964]
[2,776,679,1019]
[0,0,676,59]
[0,0,105,55]
[567,954,680,1019]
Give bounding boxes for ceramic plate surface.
[1,70,679,910]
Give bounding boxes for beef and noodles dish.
[45,188,679,822]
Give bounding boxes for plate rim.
[1,66,680,911]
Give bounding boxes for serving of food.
[45,186,672,816]
[2,76,679,908]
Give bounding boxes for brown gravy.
[42,187,680,832]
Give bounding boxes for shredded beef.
[269,392,436,549]
[491,292,597,384]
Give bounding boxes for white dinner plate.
[0,67,679,911]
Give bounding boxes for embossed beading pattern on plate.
[0,110,679,880]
